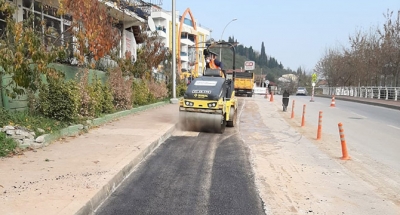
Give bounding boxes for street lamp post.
[219,18,237,58]
[170,0,178,104]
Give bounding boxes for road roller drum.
[179,111,225,133]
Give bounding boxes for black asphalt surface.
[95,119,264,215]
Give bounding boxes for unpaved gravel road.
[239,96,400,215]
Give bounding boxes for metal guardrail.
[253,87,267,95]
[321,87,399,101]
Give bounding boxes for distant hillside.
[209,38,296,84]
[206,38,313,89]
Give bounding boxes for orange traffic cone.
[330,95,336,107]
[338,122,350,160]
[270,91,274,102]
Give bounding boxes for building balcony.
[151,11,171,20]
[180,45,188,52]
[180,38,194,46]
[180,55,188,62]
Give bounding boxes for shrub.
[0,132,17,157]
[167,81,187,98]
[77,70,103,118]
[76,70,114,117]
[88,79,104,117]
[37,77,80,121]
[177,82,188,97]
[101,83,114,114]
[167,82,173,98]
[148,79,168,100]
[147,92,156,104]
[77,70,92,117]
[0,108,10,126]
[132,79,149,106]
[108,67,132,110]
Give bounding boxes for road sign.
[310,76,316,102]
[244,61,255,70]
[312,73,317,83]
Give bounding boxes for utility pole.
[170,0,178,104]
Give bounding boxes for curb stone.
[75,124,177,215]
[42,101,170,146]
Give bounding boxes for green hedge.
[37,77,80,121]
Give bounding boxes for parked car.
[296,87,308,95]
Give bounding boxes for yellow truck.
[233,61,255,97]
[234,71,255,97]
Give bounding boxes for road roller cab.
[179,42,238,134]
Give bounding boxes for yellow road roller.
[179,42,238,133]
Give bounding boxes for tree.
[237,44,245,56]
[127,29,169,79]
[268,57,279,68]
[0,0,66,98]
[266,72,275,83]
[58,0,121,66]
[378,10,400,87]
[316,9,400,87]
[222,36,296,80]
[248,46,255,61]
[258,42,267,66]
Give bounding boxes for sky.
[162,0,400,72]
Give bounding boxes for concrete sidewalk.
[0,103,179,215]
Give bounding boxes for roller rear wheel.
[226,108,237,127]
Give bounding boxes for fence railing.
[321,86,399,101]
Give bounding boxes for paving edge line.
[74,123,177,215]
[42,101,170,145]
[314,95,400,111]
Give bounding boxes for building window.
[21,0,73,61]
[188,34,194,42]
[22,0,38,29]
[63,24,74,59]
[43,15,61,47]
[34,1,42,12]
[42,4,60,18]
[0,12,8,37]
[181,32,187,39]
[0,0,15,37]
[22,0,32,8]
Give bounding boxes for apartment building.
[150,7,211,78]
[0,0,150,65]
[0,0,211,80]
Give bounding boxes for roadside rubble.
[1,125,47,149]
